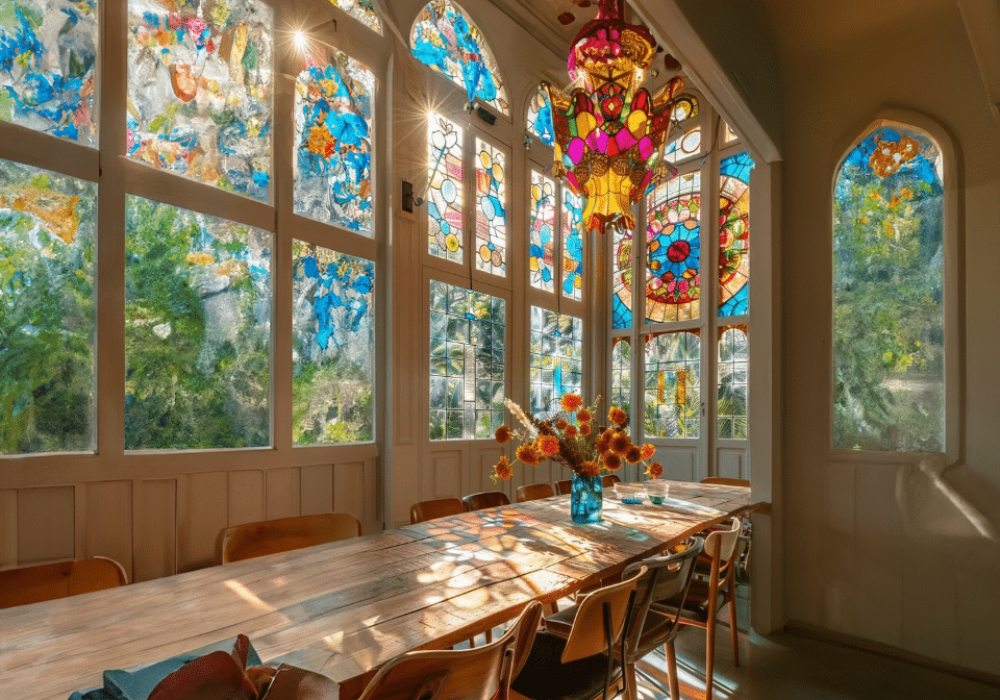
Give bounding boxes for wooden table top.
[0,480,757,700]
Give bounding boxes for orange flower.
[647,461,664,478]
[516,442,542,466]
[555,418,569,431]
[560,393,584,411]
[624,445,643,464]
[580,460,601,477]
[493,456,514,481]
[564,424,578,439]
[603,453,622,472]
[640,443,655,461]
[537,434,560,457]
[595,436,609,455]
[495,425,513,444]
[579,422,592,437]
[601,428,615,442]
[608,406,627,426]
[609,432,630,455]
[576,408,592,422]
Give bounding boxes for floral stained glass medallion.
[719,152,753,317]
[646,171,701,324]
[327,0,382,34]
[644,331,700,439]
[427,112,464,263]
[430,280,506,440]
[475,138,506,276]
[561,188,584,301]
[293,242,374,445]
[718,326,748,440]
[0,0,98,145]
[294,46,375,235]
[527,87,554,147]
[410,0,508,114]
[127,0,273,202]
[612,225,633,330]
[124,196,272,450]
[0,159,96,454]
[529,170,556,292]
[529,307,582,415]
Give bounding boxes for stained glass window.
[0,159,96,454]
[561,188,584,301]
[833,124,944,452]
[646,171,701,324]
[0,0,98,145]
[429,280,505,440]
[612,225,633,330]
[294,46,375,235]
[124,196,271,450]
[610,338,631,428]
[293,242,374,445]
[126,0,273,202]
[718,326,748,440]
[410,0,508,114]
[529,307,582,415]
[672,95,698,122]
[327,0,383,34]
[663,128,701,164]
[428,112,464,263]
[527,87,554,148]
[528,170,556,292]
[475,138,506,276]
[644,331,700,439]
[719,152,753,317]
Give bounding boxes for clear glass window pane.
[529,170,555,292]
[292,242,374,445]
[718,326,748,440]
[125,196,272,450]
[127,0,273,202]
[294,46,375,235]
[474,138,506,276]
[644,331,700,439]
[610,338,631,429]
[427,112,464,263]
[0,159,96,453]
[0,0,99,145]
[529,307,582,415]
[719,152,753,317]
[561,188,584,301]
[833,125,944,452]
[612,226,633,330]
[646,170,701,323]
[527,87,554,147]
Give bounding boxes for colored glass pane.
[663,127,701,164]
[671,95,698,122]
[561,188,584,301]
[529,307,582,415]
[0,0,98,145]
[294,46,375,235]
[646,170,701,324]
[410,0,508,114]
[528,169,555,292]
[0,158,96,454]
[833,124,944,452]
[527,87,554,147]
[292,242,374,445]
[612,225,632,330]
[644,331,700,439]
[718,326,748,440]
[611,338,631,428]
[719,152,753,316]
[429,280,505,440]
[124,196,271,450]
[475,138,506,276]
[127,0,273,202]
[427,112,464,263]
[327,0,382,34]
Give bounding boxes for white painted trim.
[957,0,1000,120]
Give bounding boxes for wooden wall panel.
[133,479,176,583]
[84,481,133,579]
[0,490,17,568]
[301,465,334,516]
[18,486,75,566]
[229,470,265,526]
[178,472,229,572]
[718,449,746,479]
[266,468,301,520]
[334,462,365,531]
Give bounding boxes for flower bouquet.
[492,392,663,523]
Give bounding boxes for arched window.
[327,0,383,34]
[410,0,509,114]
[833,122,945,452]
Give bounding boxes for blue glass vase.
[570,472,603,524]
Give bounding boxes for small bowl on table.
[615,483,647,505]
[646,480,670,505]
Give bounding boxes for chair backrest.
[516,483,554,503]
[554,479,572,496]
[602,474,622,487]
[221,512,362,564]
[701,477,750,487]
[462,491,511,511]
[704,517,743,583]
[560,567,644,664]
[356,601,542,700]
[0,557,127,609]
[410,498,466,524]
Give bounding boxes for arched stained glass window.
[327,0,383,34]
[527,87,554,147]
[646,171,701,324]
[409,0,508,114]
[833,123,945,452]
[719,152,753,317]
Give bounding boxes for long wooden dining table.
[0,480,758,700]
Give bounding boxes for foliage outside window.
[124,196,272,450]
[0,159,96,454]
[718,326,748,439]
[610,338,631,428]
[293,242,374,445]
[833,124,944,452]
[644,331,700,439]
[529,307,582,415]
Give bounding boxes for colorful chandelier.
[545,0,683,234]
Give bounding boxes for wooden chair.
[701,476,750,487]
[554,479,572,496]
[516,483,554,503]
[220,512,361,564]
[0,557,127,609]
[356,601,543,700]
[463,490,511,511]
[602,474,621,488]
[409,498,466,524]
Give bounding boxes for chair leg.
[665,640,680,700]
[624,662,638,700]
[544,601,559,616]
[706,615,716,700]
[728,593,740,667]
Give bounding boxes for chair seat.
[512,632,622,700]
[657,578,725,624]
